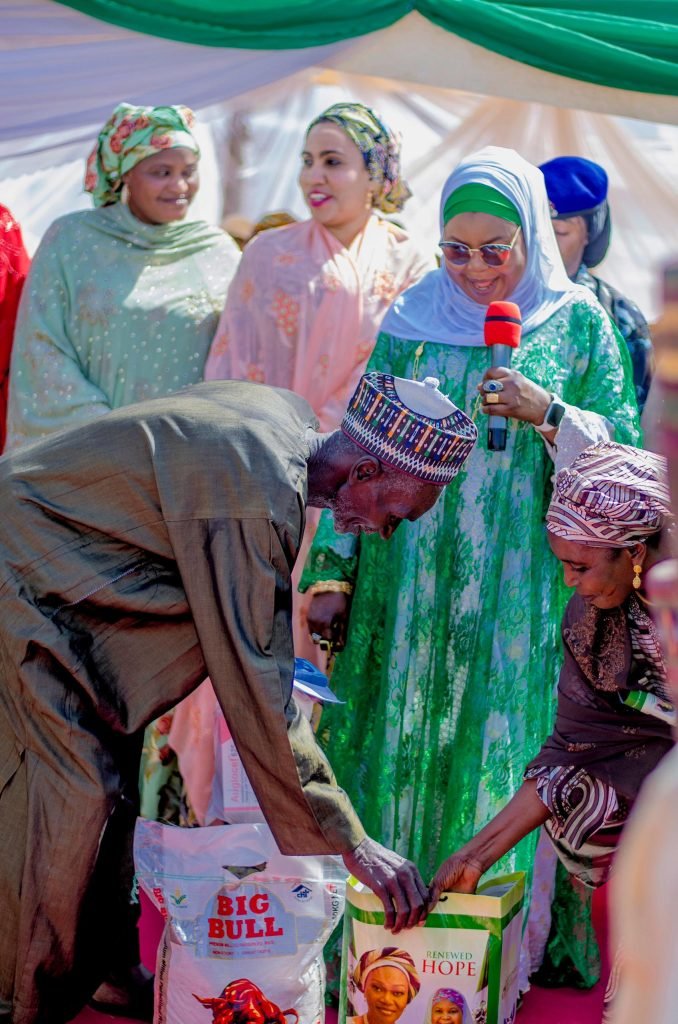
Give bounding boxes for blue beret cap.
[539,156,608,217]
[540,156,611,267]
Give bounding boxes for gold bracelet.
[307,580,353,596]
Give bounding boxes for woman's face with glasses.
[441,211,526,306]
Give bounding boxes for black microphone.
[483,301,522,451]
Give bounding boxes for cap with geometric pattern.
[341,372,477,486]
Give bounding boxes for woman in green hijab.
[302,146,641,995]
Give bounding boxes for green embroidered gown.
[301,291,640,982]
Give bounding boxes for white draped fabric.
[0,1,350,147]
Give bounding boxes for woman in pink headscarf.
[431,441,675,900]
[204,101,433,659]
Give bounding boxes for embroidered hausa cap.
[342,371,477,486]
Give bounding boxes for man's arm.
[167,515,361,852]
[167,515,429,928]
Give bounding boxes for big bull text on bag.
[134,819,346,1024]
[340,874,524,1024]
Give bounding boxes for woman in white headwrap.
[303,147,642,989]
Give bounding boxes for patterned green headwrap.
[442,183,522,227]
[306,102,411,214]
[84,103,200,208]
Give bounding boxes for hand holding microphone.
[480,300,552,450]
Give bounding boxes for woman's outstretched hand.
[429,852,484,907]
[429,782,551,908]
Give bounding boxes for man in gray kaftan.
[0,375,476,1022]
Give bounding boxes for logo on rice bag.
[193,977,299,1024]
[206,883,297,957]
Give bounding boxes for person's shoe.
[89,964,154,1021]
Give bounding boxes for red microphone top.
[484,301,522,348]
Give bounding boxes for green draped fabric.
[57,1,678,94]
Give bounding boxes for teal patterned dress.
[302,290,640,899]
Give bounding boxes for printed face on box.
[431,996,464,1024]
[363,967,410,1024]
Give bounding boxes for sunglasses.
[439,225,522,267]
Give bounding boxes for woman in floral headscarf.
[5,102,240,1017]
[7,102,239,447]
[167,107,433,885]
[203,101,433,664]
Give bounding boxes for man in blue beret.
[540,155,652,412]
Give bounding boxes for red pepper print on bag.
[193,979,299,1024]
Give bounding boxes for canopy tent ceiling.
[2,1,678,154]
[56,0,678,96]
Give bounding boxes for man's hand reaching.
[342,836,430,932]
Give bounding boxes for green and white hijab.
[381,145,577,346]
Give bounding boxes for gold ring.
[486,393,500,405]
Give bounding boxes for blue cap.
[539,156,608,217]
[539,156,611,268]
[293,657,344,704]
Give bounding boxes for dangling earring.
[633,563,643,590]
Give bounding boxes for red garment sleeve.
[0,207,31,452]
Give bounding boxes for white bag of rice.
[134,818,346,1024]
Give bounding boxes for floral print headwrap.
[306,102,411,214]
[84,103,200,208]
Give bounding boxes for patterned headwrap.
[424,988,472,1024]
[546,441,671,548]
[352,947,420,1001]
[84,103,200,208]
[342,372,477,486]
[306,102,411,214]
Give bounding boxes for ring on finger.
[486,393,501,405]
[310,632,323,644]
[482,380,504,394]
